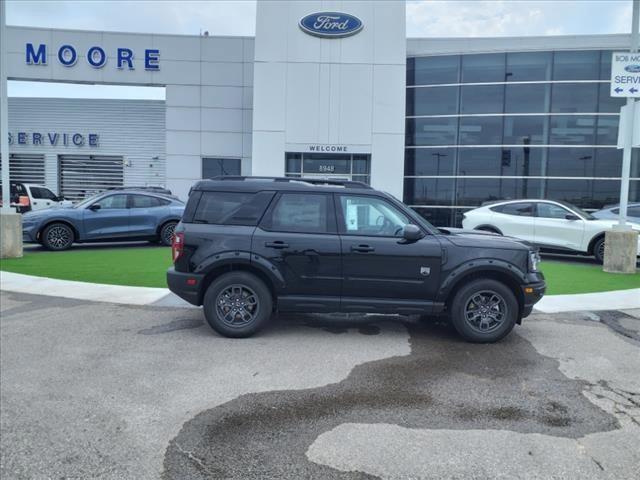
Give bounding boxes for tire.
[449,279,518,343]
[203,271,273,338]
[159,221,178,246]
[593,237,605,264]
[41,222,75,251]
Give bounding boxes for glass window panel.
[456,178,544,205]
[458,116,503,145]
[408,55,460,86]
[596,116,619,145]
[544,179,621,209]
[550,83,598,113]
[546,147,596,177]
[408,86,459,116]
[94,194,127,209]
[460,85,504,114]
[202,157,241,178]
[600,50,614,80]
[633,150,640,178]
[412,207,456,227]
[504,83,549,113]
[458,147,544,176]
[406,118,458,146]
[553,50,601,80]
[403,178,455,205]
[594,148,623,178]
[537,202,572,219]
[352,175,370,185]
[339,195,410,237]
[461,53,506,83]
[194,191,254,224]
[303,154,351,174]
[269,193,329,233]
[285,153,302,173]
[503,116,547,144]
[352,155,370,174]
[549,115,596,145]
[598,82,626,113]
[404,148,456,176]
[505,51,552,81]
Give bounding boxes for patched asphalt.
[1,291,638,479]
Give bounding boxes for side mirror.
[88,203,101,211]
[565,213,579,221]
[402,224,423,242]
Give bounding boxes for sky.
[5,0,635,99]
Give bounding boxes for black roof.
[192,176,376,194]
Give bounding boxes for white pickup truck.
[0,182,72,213]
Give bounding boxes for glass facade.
[285,152,371,184]
[405,50,639,227]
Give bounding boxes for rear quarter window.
[188,190,274,225]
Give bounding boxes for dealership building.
[3,1,638,226]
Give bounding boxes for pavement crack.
[173,441,217,477]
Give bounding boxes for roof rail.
[207,176,373,189]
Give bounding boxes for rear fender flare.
[196,251,286,288]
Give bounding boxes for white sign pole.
[617,0,640,229]
[0,0,11,211]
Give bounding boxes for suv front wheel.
[203,271,273,338]
[450,279,518,343]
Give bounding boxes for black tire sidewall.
[42,223,74,251]
[203,271,273,338]
[593,238,605,264]
[160,221,177,246]
[450,279,518,343]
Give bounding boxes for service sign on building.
[610,52,640,98]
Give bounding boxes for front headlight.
[528,250,541,272]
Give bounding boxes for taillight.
[172,232,184,263]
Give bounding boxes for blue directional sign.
[611,52,640,98]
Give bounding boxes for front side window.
[339,195,410,237]
[93,194,127,209]
[31,187,58,200]
[266,193,329,234]
[536,202,571,219]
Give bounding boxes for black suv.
[167,177,545,343]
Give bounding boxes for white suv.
[462,199,640,263]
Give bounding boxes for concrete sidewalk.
[1,271,639,313]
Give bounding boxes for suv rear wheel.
[593,237,605,264]
[203,271,273,338]
[450,279,518,343]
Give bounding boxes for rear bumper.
[166,267,205,306]
[21,224,39,243]
[521,273,546,318]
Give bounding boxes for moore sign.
[25,43,160,70]
[299,12,363,38]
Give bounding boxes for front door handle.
[351,244,375,253]
[265,241,289,249]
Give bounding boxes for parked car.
[167,177,546,343]
[21,189,184,250]
[0,182,72,213]
[462,199,640,263]
[592,202,640,223]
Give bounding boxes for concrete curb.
[1,271,639,313]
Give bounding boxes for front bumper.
[166,267,205,306]
[521,272,546,318]
[21,223,39,243]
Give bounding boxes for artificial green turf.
[1,247,639,294]
[0,247,173,288]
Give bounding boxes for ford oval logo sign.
[299,12,363,38]
[624,64,640,73]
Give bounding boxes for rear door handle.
[265,241,289,249]
[351,244,375,253]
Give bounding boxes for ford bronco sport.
[167,177,545,343]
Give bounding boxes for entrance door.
[284,152,371,184]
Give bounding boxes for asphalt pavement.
[1,291,639,479]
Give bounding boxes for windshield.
[556,200,595,220]
[73,193,103,209]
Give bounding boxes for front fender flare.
[436,259,528,302]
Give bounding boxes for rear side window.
[192,191,274,225]
[629,206,640,217]
[131,195,167,208]
[492,202,534,216]
[263,193,331,233]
